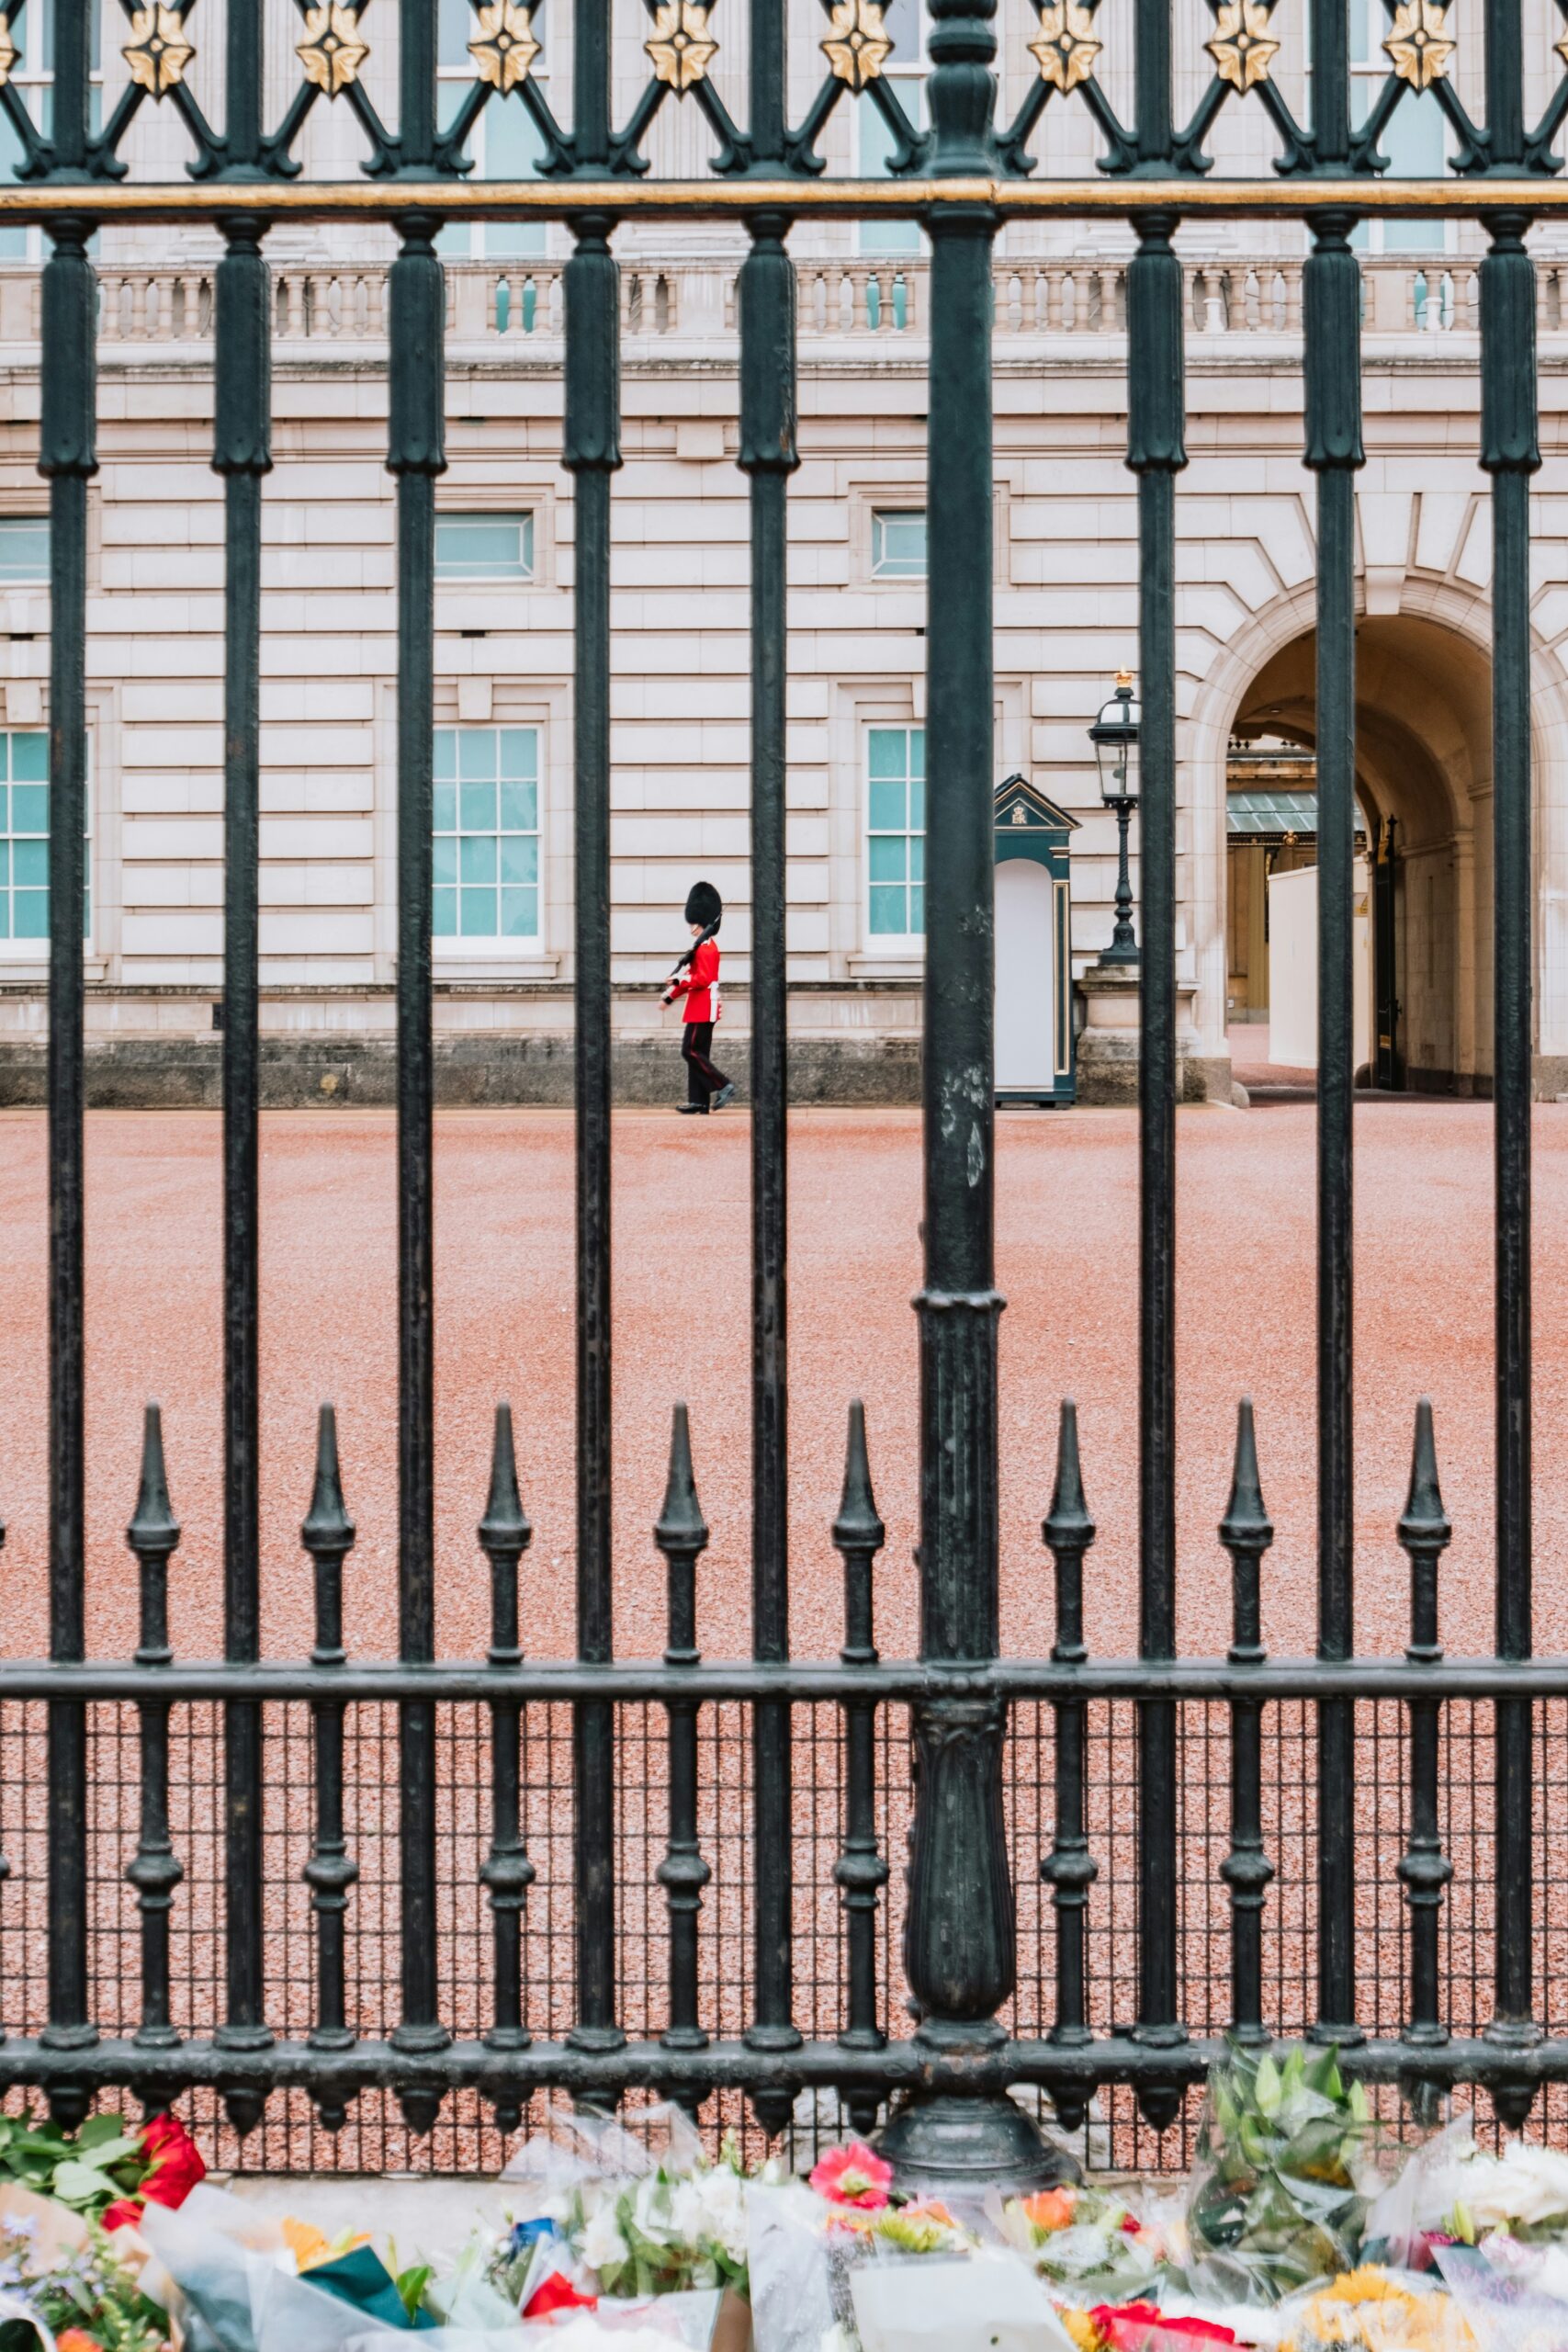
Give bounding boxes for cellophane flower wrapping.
[140,2184,438,2352]
[1276,2264,1484,2350]
[993,2183,1172,2308]
[1364,2122,1568,2267]
[490,2107,751,2313]
[1184,2044,1396,2306]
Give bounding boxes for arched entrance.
[1225,613,1492,1094]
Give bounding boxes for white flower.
[677,2165,748,2263]
[579,2204,630,2274]
[820,2330,857,2352]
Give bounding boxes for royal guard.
[662,880,735,1115]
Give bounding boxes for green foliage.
[0,2115,145,2221]
[392,2264,433,2324]
[1187,2039,1378,2301]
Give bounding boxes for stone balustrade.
[0,254,1553,358]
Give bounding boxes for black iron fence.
[5,0,1568,2184]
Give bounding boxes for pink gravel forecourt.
[0,1097,1554,1679]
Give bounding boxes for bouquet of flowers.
[1280,2266,1479,2351]
[0,2185,170,2352]
[998,2186,1166,2307]
[491,2120,752,2308]
[1185,2044,1389,2306]
[0,2113,203,2237]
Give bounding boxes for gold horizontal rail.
[0,175,1562,221]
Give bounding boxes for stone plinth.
[1075,964,1227,1106]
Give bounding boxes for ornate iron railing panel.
[0,0,1565,2170]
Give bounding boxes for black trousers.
[682,1021,729,1106]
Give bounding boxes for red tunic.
[669,937,721,1024]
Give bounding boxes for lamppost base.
[876,2089,1081,2191]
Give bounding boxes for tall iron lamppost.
[1091,670,1142,966]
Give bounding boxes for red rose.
[139,2114,205,2212]
[100,2114,205,2232]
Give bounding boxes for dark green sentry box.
[994,773,1077,1107]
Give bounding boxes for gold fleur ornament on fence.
[1028,0,1101,94]
[122,3,194,94]
[821,0,893,89]
[469,0,540,92]
[1383,0,1455,86]
[1206,0,1279,90]
[645,0,718,89]
[296,3,369,96]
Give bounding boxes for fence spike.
[655,1401,708,1557]
[479,1401,532,1559]
[128,1403,180,1668]
[834,1398,885,1671]
[1399,1398,1450,1667]
[302,1403,355,1556]
[1043,1396,1093,1556]
[302,1405,355,1671]
[1399,1396,1450,1552]
[1219,1398,1272,1669]
[833,1397,886,1559]
[1220,1396,1272,1554]
[128,1402,179,1561]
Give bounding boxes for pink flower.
[809,2142,893,2210]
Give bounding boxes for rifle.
[661,919,719,1006]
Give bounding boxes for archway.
[1225,613,1492,1094]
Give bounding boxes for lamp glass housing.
[1090,675,1141,806]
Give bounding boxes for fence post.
[1303,203,1364,2052]
[739,200,802,2132]
[563,194,623,2064]
[1481,203,1540,2123]
[39,197,96,2119]
[212,206,274,2128]
[387,203,450,2126]
[879,0,1061,2190]
[1128,203,1189,2127]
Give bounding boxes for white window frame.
[434,510,535,583]
[0,723,94,962]
[0,515,49,585]
[432,720,543,956]
[436,0,550,261]
[863,721,926,952]
[870,508,927,582]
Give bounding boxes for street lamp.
[1089,668,1141,967]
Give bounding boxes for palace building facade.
[1,0,1566,1103]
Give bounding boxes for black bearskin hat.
[684,879,722,932]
